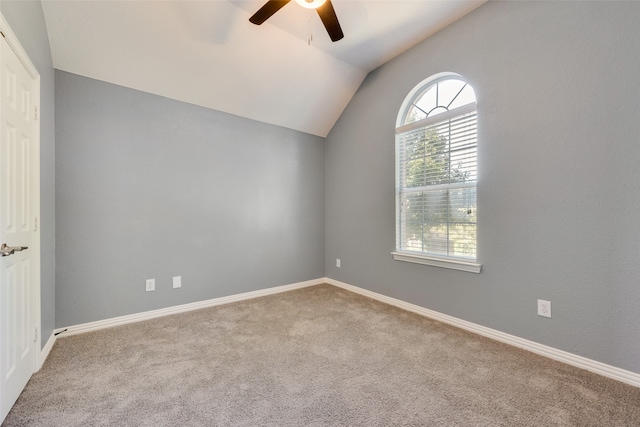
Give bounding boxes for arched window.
[393,73,481,273]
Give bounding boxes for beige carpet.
[4,284,640,426]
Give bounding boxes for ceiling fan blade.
[316,0,344,42]
[249,0,291,25]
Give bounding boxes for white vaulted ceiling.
[42,0,485,137]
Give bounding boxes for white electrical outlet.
[173,276,181,289]
[537,299,551,318]
[146,279,155,292]
[336,258,341,268]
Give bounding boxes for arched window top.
[398,73,476,127]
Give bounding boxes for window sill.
[391,252,482,274]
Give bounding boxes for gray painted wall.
[55,71,325,327]
[0,0,56,348]
[325,1,640,374]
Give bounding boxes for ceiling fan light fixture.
[294,0,327,9]
[250,0,343,42]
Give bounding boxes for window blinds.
[396,104,477,260]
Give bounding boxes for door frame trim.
[0,11,42,375]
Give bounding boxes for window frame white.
[393,74,482,273]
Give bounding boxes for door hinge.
[34,106,38,121]
[34,327,38,343]
[34,216,38,231]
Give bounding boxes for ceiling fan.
[249,0,344,42]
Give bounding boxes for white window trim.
[395,75,480,270]
[396,102,477,135]
[391,251,482,274]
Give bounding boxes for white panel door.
[0,34,36,422]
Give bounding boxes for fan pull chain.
[308,16,313,45]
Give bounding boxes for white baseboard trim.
[54,278,324,338]
[325,277,640,388]
[38,332,56,371]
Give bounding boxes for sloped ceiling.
[42,0,485,137]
